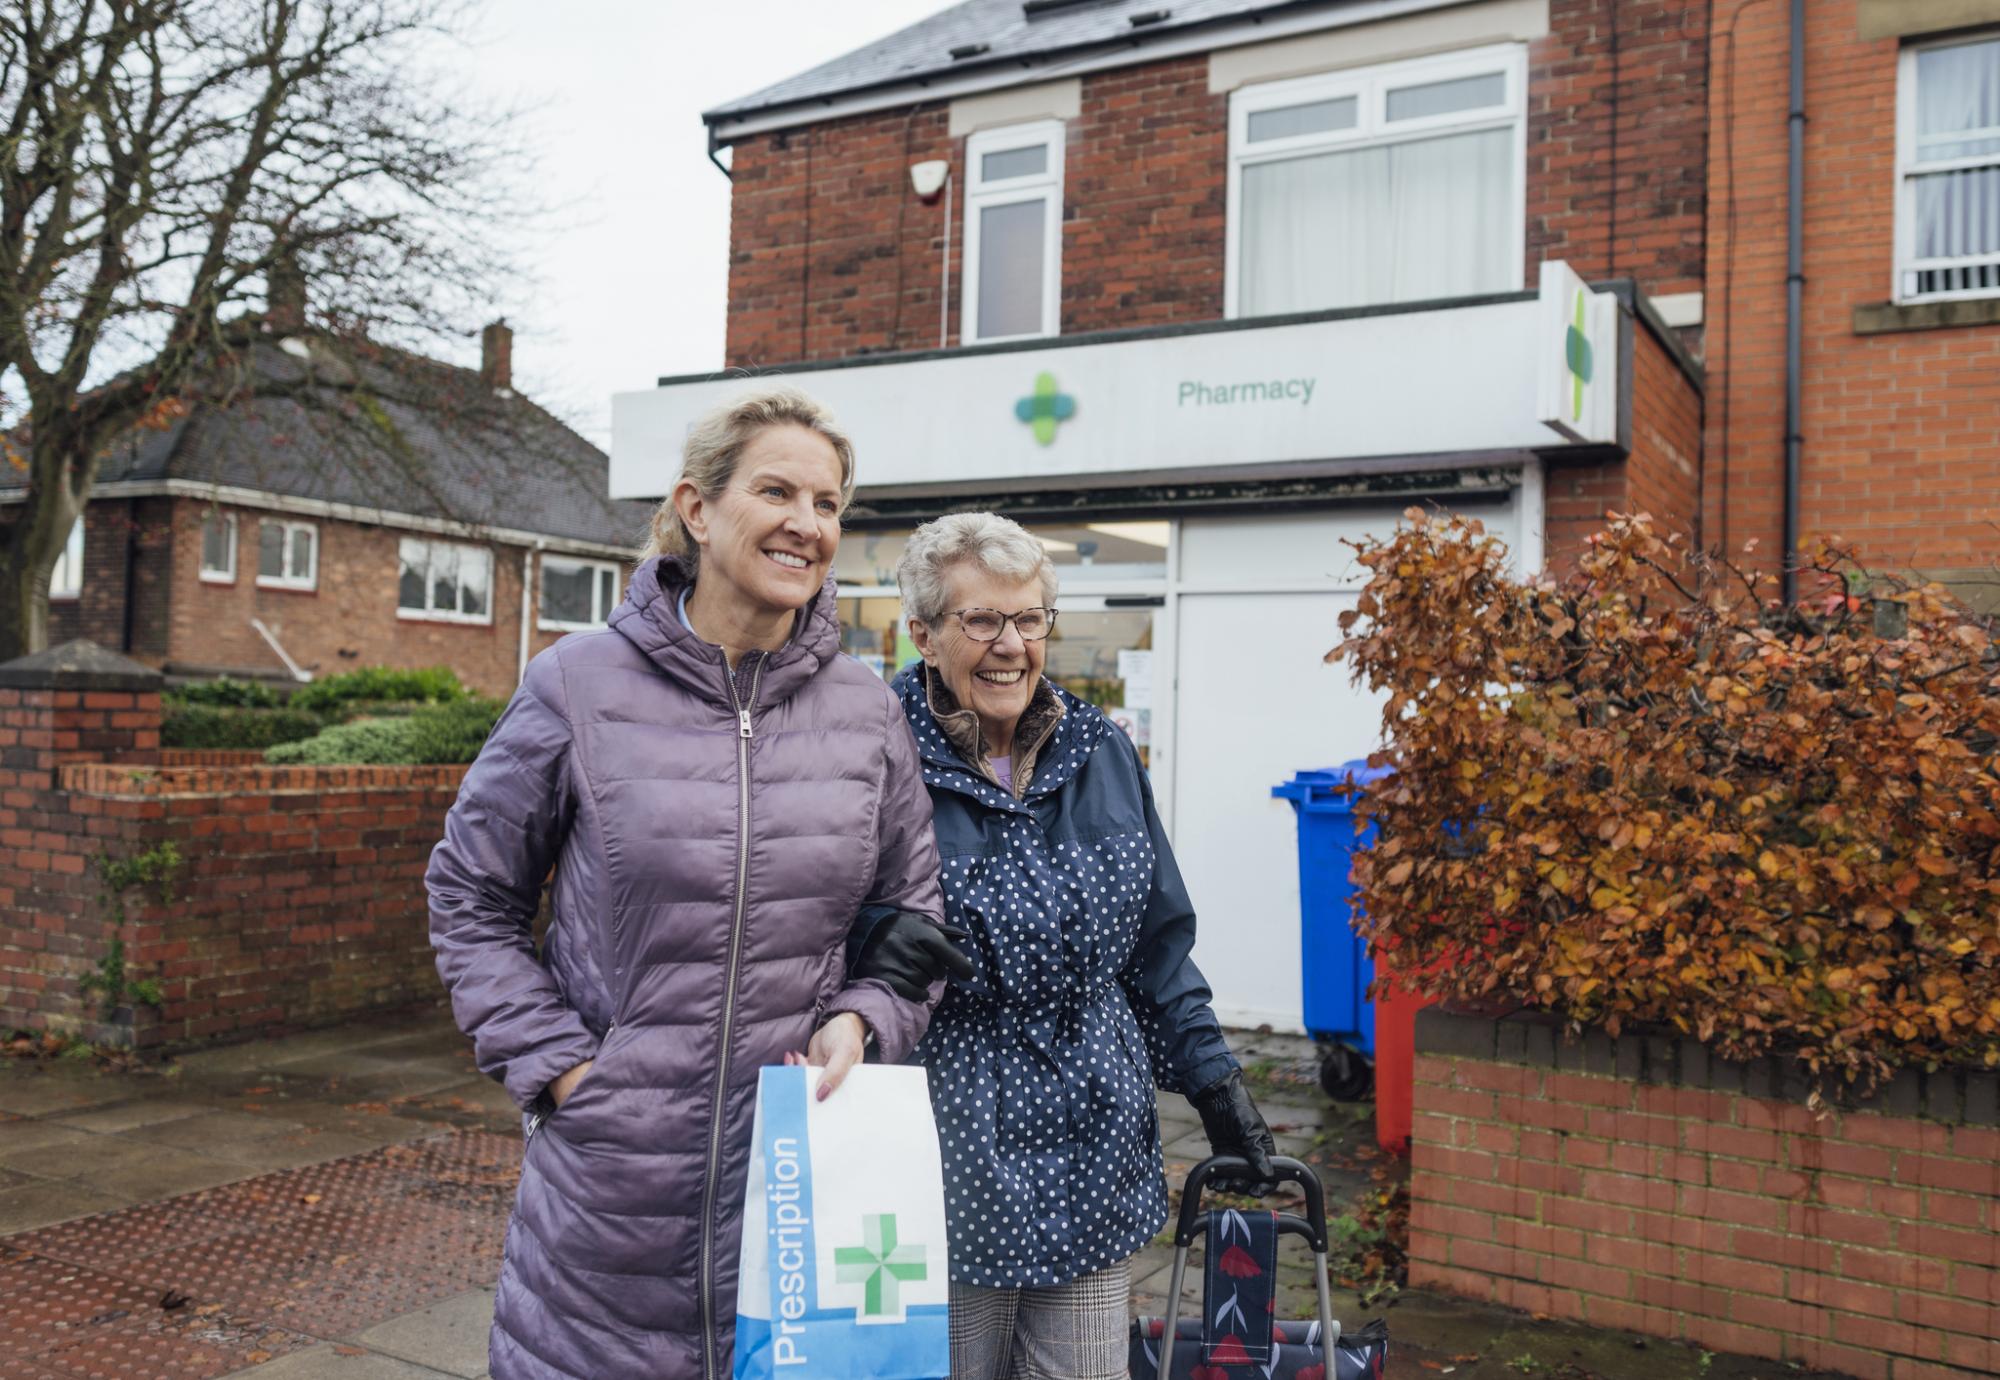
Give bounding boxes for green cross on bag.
[1013,372,1076,446]
[833,1212,929,1317]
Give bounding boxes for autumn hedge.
[1333,511,2000,1086]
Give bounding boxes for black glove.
[1190,1069,1279,1195]
[853,912,976,1002]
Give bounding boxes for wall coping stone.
[0,639,164,692]
[59,761,470,797]
[1415,1004,2000,1126]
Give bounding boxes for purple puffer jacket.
[426,555,945,1380]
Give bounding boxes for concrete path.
[0,1012,1845,1380]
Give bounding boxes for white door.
[1173,589,1380,1031]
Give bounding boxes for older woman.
[883,511,1277,1380]
[426,387,964,1380]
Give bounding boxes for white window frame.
[537,554,622,632]
[49,517,84,600]
[397,536,495,625]
[1224,43,1529,319]
[1895,31,2000,304]
[962,119,1066,344]
[199,510,237,584]
[255,518,317,591]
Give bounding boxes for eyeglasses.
[944,607,1058,642]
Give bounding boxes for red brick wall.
[722,2,1710,366]
[0,679,465,1050]
[1705,0,2000,582]
[1411,1025,2000,1380]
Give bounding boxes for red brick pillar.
[0,640,164,1045]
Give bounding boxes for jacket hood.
[891,662,1111,810]
[609,554,844,709]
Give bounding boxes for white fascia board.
[706,0,1473,142]
[0,478,636,562]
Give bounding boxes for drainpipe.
[250,618,312,682]
[1782,0,1805,605]
[518,541,544,685]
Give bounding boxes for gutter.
[0,477,639,563]
[518,540,545,685]
[1782,0,1805,604]
[250,618,313,683]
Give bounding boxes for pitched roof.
[1,331,652,552]
[705,0,1317,125]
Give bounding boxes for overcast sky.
[464,0,949,448]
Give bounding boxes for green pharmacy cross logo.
[1565,289,1594,423]
[1014,372,1076,446]
[834,1212,929,1318]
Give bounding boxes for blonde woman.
[428,387,967,1380]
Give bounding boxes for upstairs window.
[256,519,317,590]
[538,555,621,631]
[964,120,1065,342]
[1227,45,1526,317]
[1898,33,2000,301]
[399,537,492,623]
[50,518,84,599]
[199,510,236,582]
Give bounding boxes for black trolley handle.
[1153,1155,1339,1380]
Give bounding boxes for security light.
[909,160,949,204]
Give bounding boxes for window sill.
[1853,297,2000,335]
[397,608,494,627]
[254,578,318,594]
[537,619,608,634]
[200,571,236,586]
[49,592,80,602]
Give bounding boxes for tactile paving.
[3,1129,517,1377]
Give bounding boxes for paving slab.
[216,1344,464,1379]
[2,1130,157,1181]
[0,1068,137,1116]
[0,1177,133,1232]
[343,1287,495,1377]
[50,1094,215,1133]
[87,1145,255,1200]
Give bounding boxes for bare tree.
[0,0,525,658]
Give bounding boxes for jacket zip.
[701,654,764,1380]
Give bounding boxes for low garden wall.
[1,643,465,1050]
[1410,1006,1999,1380]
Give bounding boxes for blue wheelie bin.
[1271,759,1393,1101]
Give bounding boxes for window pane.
[201,514,231,573]
[429,542,459,612]
[460,548,490,618]
[289,527,314,580]
[1385,71,1506,121]
[597,567,616,618]
[1246,96,1358,143]
[258,523,285,579]
[976,198,1047,338]
[1917,38,2000,161]
[52,519,83,595]
[542,560,595,625]
[398,541,426,610]
[1238,127,1514,315]
[981,144,1048,181]
[1914,165,2000,263]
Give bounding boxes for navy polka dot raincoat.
[883,665,1238,1289]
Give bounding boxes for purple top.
[989,755,1012,791]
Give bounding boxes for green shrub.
[262,696,502,766]
[161,704,325,751]
[404,696,504,764]
[290,665,465,714]
[163,676,284,709]
[264,717,420,765]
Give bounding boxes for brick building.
[610,0,1716,1032]
[5,322,650,697]
[1705,0,2000,603]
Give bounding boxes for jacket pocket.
[529,1022,618,1144]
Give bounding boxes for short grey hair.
[895,512,1059,626]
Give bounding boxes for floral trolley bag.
[1130,1156,1390,1380]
